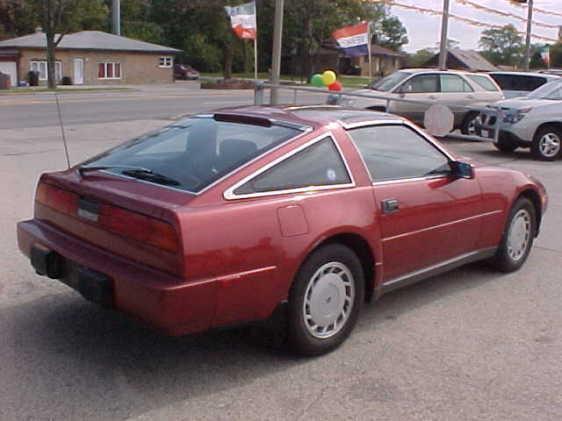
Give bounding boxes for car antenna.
[54,92,71,169]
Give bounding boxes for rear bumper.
[17,219,217,335]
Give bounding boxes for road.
[0,84,561,421]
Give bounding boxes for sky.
[385,0,562,52]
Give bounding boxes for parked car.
[476,79,562,160]
[17,106,547,355]
[328,69,504,135]
[174,64,200,80]
[488,71,559,99]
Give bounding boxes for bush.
[61,76,73,85]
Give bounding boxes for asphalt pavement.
[0,83,560,421]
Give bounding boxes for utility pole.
[438,0,450,70]
[523,0,533,71]
[112,0,121,36]
[270,0,284,105]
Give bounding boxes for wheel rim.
[303,262,355,339]
[538,133,561,158]
[507,209,532,261]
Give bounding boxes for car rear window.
[82,116,301,193]
[467,75,499,92]
[490,74,546,92]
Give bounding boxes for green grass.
[0,86,133,95]
[200,72,371,89]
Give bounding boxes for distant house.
[284,42,406,79]
[0,30,181,86]
[423,48,497,72]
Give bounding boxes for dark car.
[18,106,547,356]
[174,64,200,80]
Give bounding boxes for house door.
[73,58,84,85]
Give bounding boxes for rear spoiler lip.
[212,112,310,131]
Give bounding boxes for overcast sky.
[386,0,562,52]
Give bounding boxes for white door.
[0,61,17,87]
[73,58,84,85]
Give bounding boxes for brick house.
[0,30,181,86]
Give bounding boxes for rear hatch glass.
[81,116,302,193]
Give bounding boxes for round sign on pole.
[424,104,454,137]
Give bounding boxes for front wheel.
[531,126,561,161]
[288,244,364,356]
[461,112,479,136]
[490,198,536,273]
[494,137,518,153]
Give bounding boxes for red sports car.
[17,106,547,355]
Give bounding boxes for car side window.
[400,74,439,93]
[348,125,450,182]
[233,137,351,195]
[440,74,473,92]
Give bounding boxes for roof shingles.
[0,30,181,53]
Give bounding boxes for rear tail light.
[35,182,178,253]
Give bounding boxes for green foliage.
[479,24,524,66]
[551,43,562,68]
[408,48,435,67]
[377,16,408,51]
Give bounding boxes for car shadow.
[3,261,503,419]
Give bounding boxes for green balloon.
[311,74,324,87]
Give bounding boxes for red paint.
[17,107,548,336]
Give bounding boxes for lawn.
[200,72,371,89]
[0,86,133,95]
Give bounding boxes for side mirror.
[450,161,474,179]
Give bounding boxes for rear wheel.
[531,126,561,161]
[490,198,536,273]
[288,244,364,356]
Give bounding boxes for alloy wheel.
[507,209,532,261]
[538,132,561,158]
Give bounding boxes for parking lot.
[1,83,561,420]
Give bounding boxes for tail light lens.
[35,182,178,253]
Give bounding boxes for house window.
[98,62,121,79]
[159,56,173,68]
[30,60,62,81]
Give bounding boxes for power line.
[368,0,558,42]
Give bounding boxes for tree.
[479,24,524,67]
[29,0,107,88]
[408,48,434,67]
[551,43,562,68]
[376,15,408,51]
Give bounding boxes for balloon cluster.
[311,70,342,91]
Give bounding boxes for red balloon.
[328,81,342,91]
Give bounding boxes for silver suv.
[331,69,504,134]
[476,79,562,160]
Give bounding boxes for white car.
[476,79,562,160]
[329,69,504,134]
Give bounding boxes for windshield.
[81,117,301,193]
[370,71,412,92]
[527,80,562,100]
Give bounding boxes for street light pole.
[270,0,284,105]
[523,0,533,71]
[438,0,450,70]
[112,0,121,36]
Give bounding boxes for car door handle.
[382,199,400,214]
[466,94,475,99]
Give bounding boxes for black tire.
[288,243,364,356]
[460,112,479,136]
[494,137,518,153]
[531,125,562,161]
[489,198,536,273]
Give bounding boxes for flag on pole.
[541,46,550,66]
[332,21,369,57]
[225,2,257,40]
